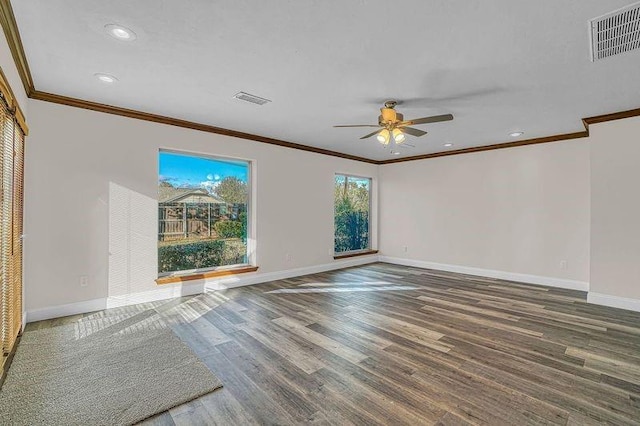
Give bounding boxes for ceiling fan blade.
[398,89,505,107]
[400,127,427,137]
[400,114,454,126]
[360,129,382,139]
[334,124,380,128]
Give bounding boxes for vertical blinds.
[0,75,25,370]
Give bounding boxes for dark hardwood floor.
[28,263,640,425]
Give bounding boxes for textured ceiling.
[11,0,640,160]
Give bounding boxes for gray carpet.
[0,313,222,425]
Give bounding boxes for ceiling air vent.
[233,92,271,106]
[590,2,640,61]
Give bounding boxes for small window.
[334,174,371,254]
[158,150,250,275]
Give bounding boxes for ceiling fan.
[334,100,453,145]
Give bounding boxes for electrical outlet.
[403,246,408,253]
[285,253,292,262]
[560,260,568,270]
[79,275,89,287]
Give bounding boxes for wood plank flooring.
[27,263,640,425]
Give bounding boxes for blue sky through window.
[159,151,248,191]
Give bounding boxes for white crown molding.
[587,292,640,313]
[379,256,589,291]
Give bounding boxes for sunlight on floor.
[266,283,419,294]
[68,292,233,340]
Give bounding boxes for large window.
[334,174,371,254]
[158,151,250,275]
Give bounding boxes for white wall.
[24,100,378,314]
[23,95,640,318]
[19,86,640,316]
[379,140,591,287]
[589,115,640,308]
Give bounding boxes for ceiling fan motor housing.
[379,108,403,126]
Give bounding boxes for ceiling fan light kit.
[334,100,454,149]
[392,128,405,144]
[377,129,390,145]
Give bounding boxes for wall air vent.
[233,92,271,106]
[590,2,640,61]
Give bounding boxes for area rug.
[0,314,222,425]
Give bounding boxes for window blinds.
[0,74,25,371]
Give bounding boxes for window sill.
[156,265,259,285]
[333,250,378,260]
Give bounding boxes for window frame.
[333,173,373,256]
[157,149,254,278]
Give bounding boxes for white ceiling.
[12,0,640,161]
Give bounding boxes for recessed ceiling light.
[509,131,524,138]
[444,143,454,147]
[94,73,118,84]
[392,151,401,155]
[105,24,137,41]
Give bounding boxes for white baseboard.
[105,282,205,309]
[25,255,379,322]
[587,292,640,313]
[26,298,107,323]
[204,255,379,291]
[379,256,589,291]
[25,254,639,321]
